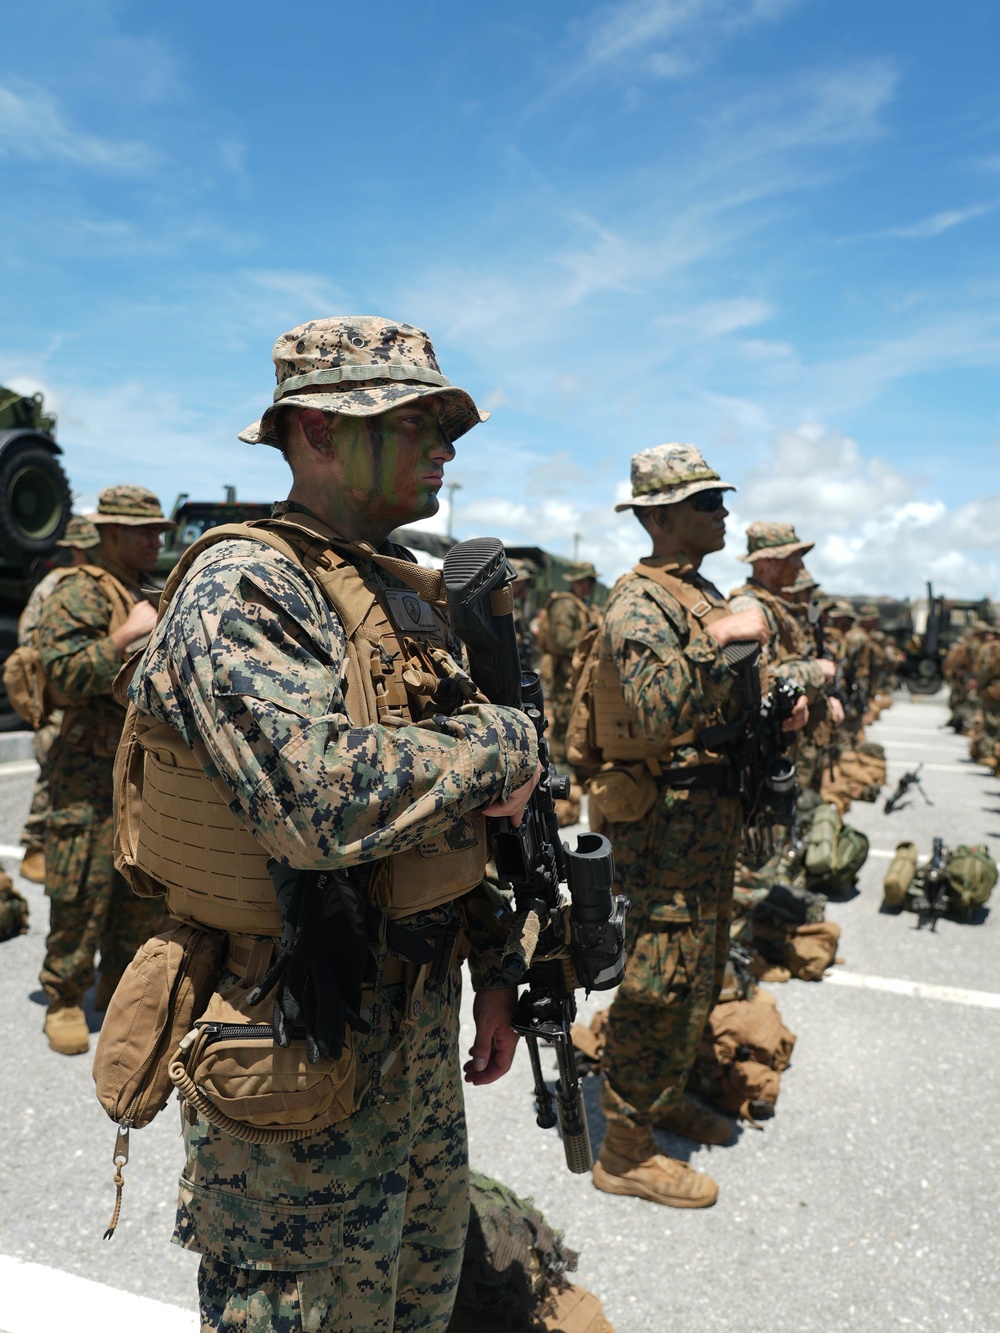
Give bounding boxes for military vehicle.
[155,486,273,577]
[0,388,73,730]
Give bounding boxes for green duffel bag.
[804,803,840,879]
[883,842,917,909]
[945,845,997,917]
[826,823,869,893]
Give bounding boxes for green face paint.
[332,399,455,529]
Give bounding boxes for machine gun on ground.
[912,837,948,931]
[884,764,932,814]
[442,538,627,1174]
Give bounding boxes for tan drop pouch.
[168,985,357,1139]
[93,923,226,1129]
[587,763,658,824]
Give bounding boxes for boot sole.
[46,1038,90,1056]
[592,1162,717,1208]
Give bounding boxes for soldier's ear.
[299,408,337,458]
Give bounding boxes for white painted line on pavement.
[886,760,991,774]
[0,760,39,777]
[0,1255,195,1333]
[881,739,966,751]
[0,843,25,860]
[825,970,1000,1011]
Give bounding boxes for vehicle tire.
[0,442,71,555]
[0,613,26,731]
[905,676,943,696]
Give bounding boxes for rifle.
[442,538,626,1174]
[914,836,948,931]
[884,764,932,814]
[701,641,803,859]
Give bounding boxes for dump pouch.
[93,923,227,1129]
[586,763,658,825]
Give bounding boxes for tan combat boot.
[655,1094,733,1146]
[44,1002,90,1056]
[19,847,45,884]
[592,1117,718,1208]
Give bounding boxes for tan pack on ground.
[3,566,133,729]
[783,920,842,980]
[822,745,887,809]
[883,841,917,908]
[689,991,796,1124]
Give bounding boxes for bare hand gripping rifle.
[443,538,627,1174]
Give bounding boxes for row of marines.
[14,313,895,1332]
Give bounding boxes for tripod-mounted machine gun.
[442,538,628,1175]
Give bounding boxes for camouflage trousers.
[544,681,572,765]
[178,968,469,1333]
[40,738,166,1003]
[601,789,742,1124]
[20,712,62,850]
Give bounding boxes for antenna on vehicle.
[224,486,237,505]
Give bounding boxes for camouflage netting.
[448,1172,578,1332]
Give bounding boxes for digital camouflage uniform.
[36,534,167,1006]
[599,449,743,1133]
[728,525,829,796]
[540,566,597,766]
[18,517,102,861]
[130,318,538,1332]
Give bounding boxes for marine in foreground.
[117,317,540,1331]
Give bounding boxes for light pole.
[445,481,462,538]
[573,532,581,561]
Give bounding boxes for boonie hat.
[782,566,819,595]
[89,485,172,529]
[738,521,814,563]
[565,561,599,582]
[239,316,489,448]
[56,515,100,549]
[615,443,736,512]
[509,558,535,585]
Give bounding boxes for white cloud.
[0,82,152,171]
[701,421,999,598]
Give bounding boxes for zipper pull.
[103,1121,131,1240]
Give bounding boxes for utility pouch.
[44,803,94,902]
[2,644,49,728]
[587,763,657,825]
[93,923,227,1129]
[168,985,357,1138]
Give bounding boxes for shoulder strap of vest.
[70,563,136,634]
[631,563,729,628]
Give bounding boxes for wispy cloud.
[560,0,797,89]
[861,202,996,240]
[0,82,152,171]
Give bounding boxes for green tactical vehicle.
[0,388,73,730]
[155,487,274,577]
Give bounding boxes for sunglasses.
[690,488,727,513]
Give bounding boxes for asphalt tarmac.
[1,690,997,1332]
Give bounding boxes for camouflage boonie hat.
[239,316,489,448]
[89,485,172,529]
[738,520,814,563]
[614,443,735,512]
[782,565,819,595]
[56,515,99,549]
[509,558,535,585]
[826,599,859,622]
[565,561,599,582]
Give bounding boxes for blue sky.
[2,0,998,597]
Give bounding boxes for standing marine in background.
[589,444,776,1209]
[17,515,101,884]
[538,562,599,764]
[728,525,842,797]
[35,488,170,1055]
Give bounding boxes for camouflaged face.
[239,315,489,448]
[739,520,814,563]
[56,515,99,549]
[91,484,170,527]
[614,443,736,512]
